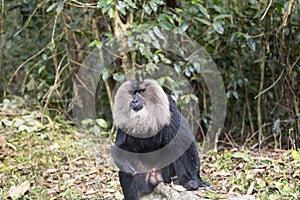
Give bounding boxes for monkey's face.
[113,79,171,138]
[129,80,145,112]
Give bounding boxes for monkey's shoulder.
[115,127,173,153]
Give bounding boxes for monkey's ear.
[162,85,179,102]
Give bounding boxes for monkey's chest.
[122,133,171,153]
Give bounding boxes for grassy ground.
[1,97,300,199]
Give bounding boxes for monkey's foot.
[184,179,210,190]
[198,179,210,187]
[184,180,199,190]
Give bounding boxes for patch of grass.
[1,98,300,199]
[201,149,300,199]
[0,98,121,199]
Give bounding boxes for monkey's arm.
[112,129,138,175]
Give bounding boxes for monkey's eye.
[137,88,146,94]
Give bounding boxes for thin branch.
[254,70,284,99]
[244,122,272,147]
[290,54,300,70]
[213,128,222,152]
[8,32,65,86]
[261,0,274,21]
[42,55,67,115]
[282,0,295,26]
[20,51,64,94]
[13,1,46,37]
[8,44,48,86]
[67,0,97,8]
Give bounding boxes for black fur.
[112,96,209,200]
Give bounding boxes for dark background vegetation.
[1,0,299,150]
[1,0,300,199]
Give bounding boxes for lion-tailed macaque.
[112,79,209,200]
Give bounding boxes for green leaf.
[158,14,173,30]
[158,20,172,30]
[246,37,256,51]
[149,0,164,12]
[94,125,101,135]
[113,73,125,82]
[229,32,237,44]
[191,0,203,4]
[56,1,64,14]
[190,94,199,103]
[26,77,36,91]
[212,21,224,34]
[195,18,211,26]
[184,67,191,77]
[97,0,108,9]
[42,54,48,60]
[149,1,158,12]
[46,1,64,14]
[141,33,152,43]
[213,14,231,22]
[153,54,159,63]
[147,30,156,41]
[156,0,165,5]
[89,40,102,49]
[81,119,94,126]
[153,26,165,40]
[179,22,189,33]
[272,119,280,134]
[174,61,183,73]
[291,150,300,162]
[146,63,159,74]
[124,0,137,8]
[181,95,191,104]
[107,7,115,18]
[102,68,110,81]
[47,2,59,13]
[144,4,152,15]
[232,90,238,99]
[139,47,153,58]
[116,0,126,15]
[231,152,252,162]
[189,65,195,73]
[100,0,113,14]
[158,53,171,64]
[193,62,201,73]
[96,118,108,128]
[197,3,210,19]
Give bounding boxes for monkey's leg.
[185,143,210,187]
[173,142,209,190]
[119,171,139,200]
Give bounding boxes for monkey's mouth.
[131,101,143,112]
[132,105,143,111]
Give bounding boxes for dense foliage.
[0,0,299,150]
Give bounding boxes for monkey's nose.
[131,100,143,111]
